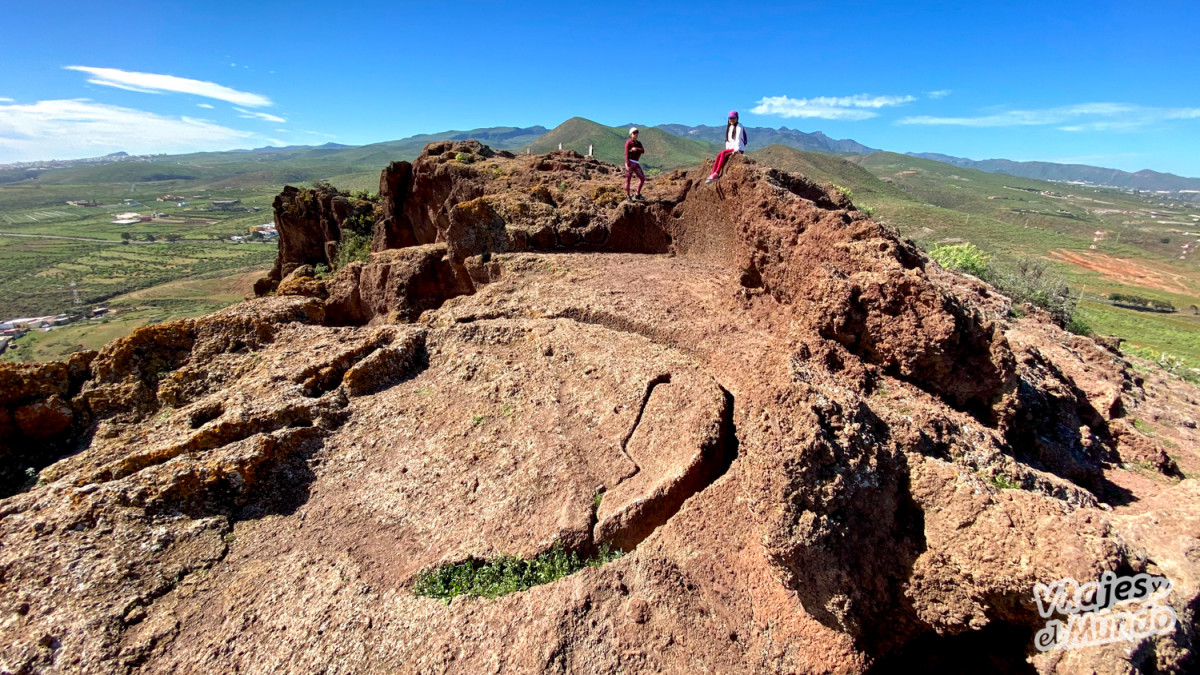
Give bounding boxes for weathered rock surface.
[2,142,1198,674]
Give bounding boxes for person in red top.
[624,127,646,200]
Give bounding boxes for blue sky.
[1,0,1198,175]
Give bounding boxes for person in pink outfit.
[706,111,748,183]
[624,127,646,200]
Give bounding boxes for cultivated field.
[0,180,279,362]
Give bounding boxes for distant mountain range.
[909,153,1200,194]
[657,124,880,155]
[5,119,1199,200]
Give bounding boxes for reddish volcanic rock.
[324,244,475,325]
[3,142,1199,675]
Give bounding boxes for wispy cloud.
[899,103,1200,130]
[0,98,12,103]
[234,107,286,123]
[0,99,259,162]
[926,89,952,99]
[64,66,272,107]
[197,103,214,109]
[752,94,917,120]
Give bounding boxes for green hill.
[750,145,910,203]
[528,117,718,170]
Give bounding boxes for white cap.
[629,127,639,135]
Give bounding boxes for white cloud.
[64,66,272,107]
[234,107,286,123]
[752,93,917,120]
[0,99,260,162]
[0,98,13,103]
[926,89,952,99]
[899,103,1200,129]
[197,103,214,109]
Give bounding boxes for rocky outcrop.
[258,188,378,294]
[0,352,94,497]
[324,244,474,325]
[371,161,416,250]
[264,186,347,287]
[5,143,1199,674]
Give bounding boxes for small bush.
[412,544,624,602]
[929,243,990,278]
[455,152,473,164]
[1149,299,1176,312]
[988,473,1022,490]
[1066,315,1092,336]
[336,234,371,269]
[928,242,1079,328]
[990,256,1077,326]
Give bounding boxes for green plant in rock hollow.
[412,544,624,602]
[455,152,473,164]
[988,473,1022,490]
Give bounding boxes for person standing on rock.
[624,127,646,200]
[706,111,748,183]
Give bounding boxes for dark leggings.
[625,161,645,194]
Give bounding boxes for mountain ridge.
[910,152,1200,193]
[658,124,880,155]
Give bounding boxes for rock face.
[2,142,1198,674]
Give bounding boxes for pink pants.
[711,149,736,177]
[625,160,645,194]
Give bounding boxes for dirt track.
[1050,249,1197,295]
